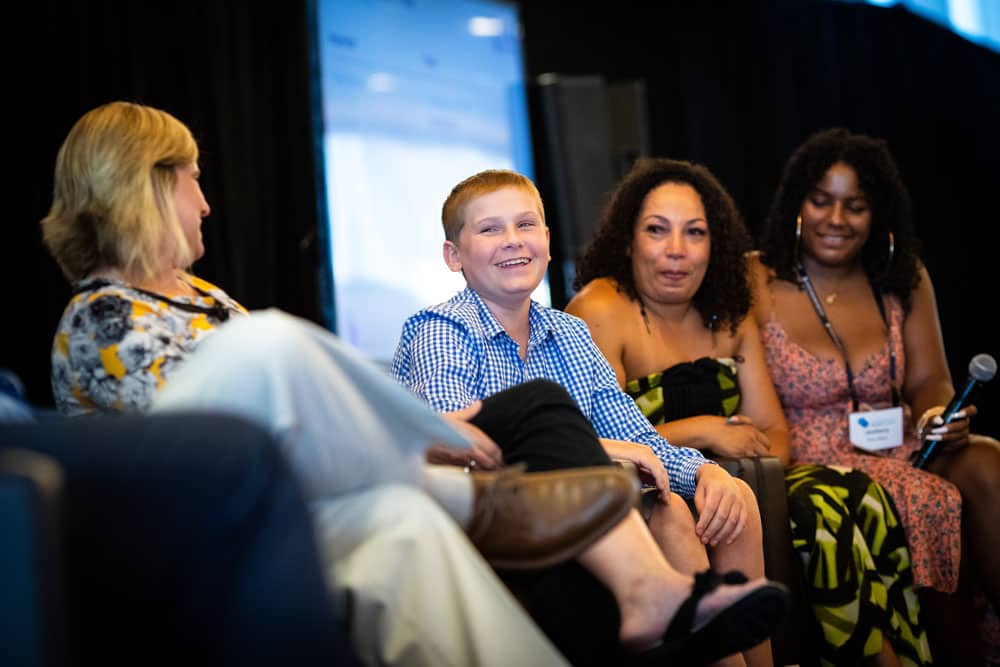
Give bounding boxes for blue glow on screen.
[313,0,546,362]
[838,0,1000,52]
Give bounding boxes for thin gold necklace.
[812,277,844,305]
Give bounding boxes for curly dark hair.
[759,128,921,309]
[574,157,753,334]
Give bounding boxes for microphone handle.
[912,378,977,469]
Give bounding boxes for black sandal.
[634,570,789,665]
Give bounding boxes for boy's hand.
[694,464,748,547]
[599,437,671,502]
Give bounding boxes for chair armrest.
[0,448,67,667]
[712,455,814,666]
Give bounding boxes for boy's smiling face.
[443,185,549,313]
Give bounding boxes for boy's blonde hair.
[441,169,545,243]
[41,101,200,283]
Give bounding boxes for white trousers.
[152,309,567,666]
[314,484,566,667]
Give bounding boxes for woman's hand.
[431,401,503,470]
[599,437,671,502]
[693,464,749,547]
[918,403,976,453]
[703,415,772,458]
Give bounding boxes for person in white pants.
[152,310,578,666]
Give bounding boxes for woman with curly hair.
[751,127,1000,665]
[568,156,930,666]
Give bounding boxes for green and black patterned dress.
[626,357,932,667]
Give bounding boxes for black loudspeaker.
[529,74,650,306]
[607,79,651,180]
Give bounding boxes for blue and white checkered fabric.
[391,287,709,497]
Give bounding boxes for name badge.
[849,406,904,451]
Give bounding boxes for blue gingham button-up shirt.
[391,287,710,498]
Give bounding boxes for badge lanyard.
[795,263,900,412]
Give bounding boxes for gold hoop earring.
[794,215,802,260]
[886,231,895,269]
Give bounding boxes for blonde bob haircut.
[441,169,545,243]
[41,101,200,283]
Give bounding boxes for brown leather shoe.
[466,464,639,570]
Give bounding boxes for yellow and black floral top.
[51,273,247,416]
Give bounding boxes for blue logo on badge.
[859,417,869,427]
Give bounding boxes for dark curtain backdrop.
[7,0,998,437]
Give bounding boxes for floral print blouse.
[51,274,247,416]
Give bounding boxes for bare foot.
[619,573,771,650]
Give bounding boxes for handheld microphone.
[912,353,996,469]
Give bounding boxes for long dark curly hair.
[759,128,921,309]
[574,157,752,334]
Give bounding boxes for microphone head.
[969,353,997,383]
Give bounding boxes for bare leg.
[927,433,1000,608]
[924,434,1000,663]
[645,494,741,667]
[646,492,711,574]
[579,509,769,651]
[646,482,769,667]
[708,480,771,667]
[581,510,696,647]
